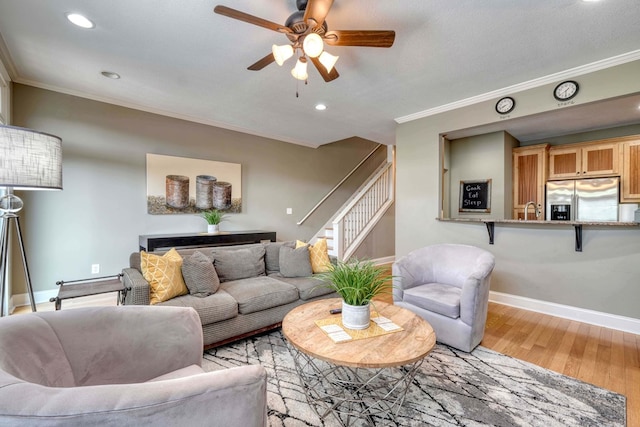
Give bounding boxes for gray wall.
[10,84,390,296]
[396,60,640,319]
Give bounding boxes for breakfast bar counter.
[437,217,639,252]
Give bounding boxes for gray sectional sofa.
[122,242,337,348]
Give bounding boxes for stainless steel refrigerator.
[546,177,619,221]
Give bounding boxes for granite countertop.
[437,218,639,226]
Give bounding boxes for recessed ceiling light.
[315,104,327,111]
[101,71,121,79]
[66,13,95,29]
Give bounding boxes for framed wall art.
[146,153,242,215]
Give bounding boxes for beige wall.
[10,84,391,297]
[396,60,640,319]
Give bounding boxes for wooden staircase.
[313,160,394,260]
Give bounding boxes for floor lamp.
[0,124,62,316]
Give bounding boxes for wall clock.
[495,96,515,114]
[553,80,579,101]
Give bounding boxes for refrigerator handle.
[573,194,578,221]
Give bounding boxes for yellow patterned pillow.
[296,239,331,273]
[141,248,188,304]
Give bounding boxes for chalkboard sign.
[459,179,491,213]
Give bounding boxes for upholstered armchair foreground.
[392,244,496,352]
[0,306,267,427]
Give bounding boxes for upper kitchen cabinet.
[513,144,548,220]
[548,140,619,180]
[621,138,640,202]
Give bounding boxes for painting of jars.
[146,153,241,214]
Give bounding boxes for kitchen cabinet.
[548,141,619,179]
[512,144,548,220]
[621,138,640,202]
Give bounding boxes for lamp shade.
[302,33,323,58]
[291,57,308,81]
[318,51,339,73]
[0,124,63,190]
[272,44,294,66]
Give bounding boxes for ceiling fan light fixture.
[291,57,308,81]
[272,44,294,66]
[318,51,339,73]
[302,33,324,58]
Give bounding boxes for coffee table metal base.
[288,344,423,426]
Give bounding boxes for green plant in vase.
[317,259,392,330]
[201,209,226,233]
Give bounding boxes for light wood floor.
[14,294,639,426]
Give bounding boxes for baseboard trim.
[372,256,395,266]
[489,291,640,335]
[10,289,58,314]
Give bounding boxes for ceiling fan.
[214,0,395,83]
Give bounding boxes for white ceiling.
[0,0,639,147]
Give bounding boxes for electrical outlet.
[286,208,293,215]
[91,264,100,274]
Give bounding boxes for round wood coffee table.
[282,298,436,426]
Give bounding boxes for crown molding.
[395,49,640,124]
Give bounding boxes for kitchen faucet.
[524,201,541,221]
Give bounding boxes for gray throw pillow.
[264,241,295,274]
[181,251,220,296]
[279,246,313,278]
[212,245,266,282]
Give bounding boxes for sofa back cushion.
[181,251,220,296]
[279,246,313,278]
[263,241,294,274]
[0,315,75,387]
[211,245,266,282]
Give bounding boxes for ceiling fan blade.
[247,53,276,71]
[324,30,395,47]
[214,5,292,34]
[303,0,334,29]
[310,56,339,82]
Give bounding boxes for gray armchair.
[0,306,267,426]
[392,244,495,352]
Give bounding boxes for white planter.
[207,224,219,234]
[341,301,371,330]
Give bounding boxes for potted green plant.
[317,259,392,330]
[201,209,226,233]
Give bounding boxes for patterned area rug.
[202,330,625,427]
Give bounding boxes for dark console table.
[139,230,277,252]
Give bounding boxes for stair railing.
[332,161,394,260]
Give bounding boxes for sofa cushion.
[157,290,238,325]
[182,251,220,296]
[140,248,189,304]
[212,246,266,282]
[147,364,205,382]
[279,246,313,278]
[220,277,299,315]
[263,241,295,274]
[270,274,336,300]
[296,239,331,273]
[403,283,462,319]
